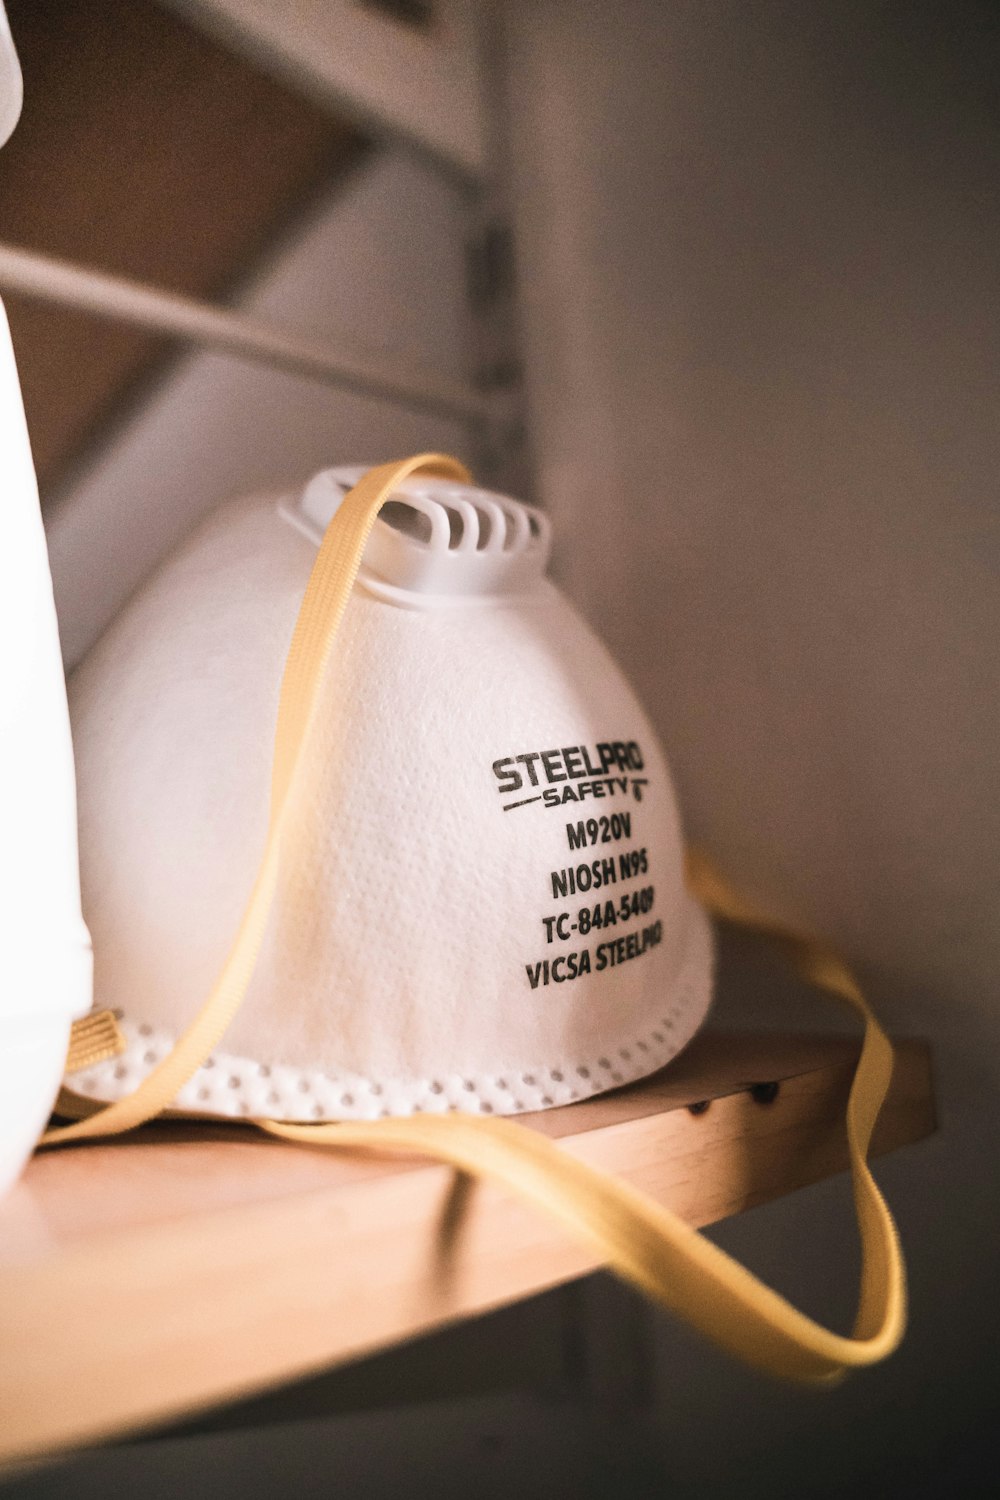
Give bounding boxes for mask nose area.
[281,465,553,605]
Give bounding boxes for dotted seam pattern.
[71,913,713,1122]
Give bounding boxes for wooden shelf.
[0,1030,934,1466]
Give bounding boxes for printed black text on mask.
[524,921,663,990]
[493,741,647,811]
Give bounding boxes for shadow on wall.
[504,0,1000,1494]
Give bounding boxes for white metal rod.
[0,242,487,426]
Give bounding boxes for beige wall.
[505,0,1000,1489]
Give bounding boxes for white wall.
[43,145,476,667]
[504,1,1000,1491]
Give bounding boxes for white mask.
[47,456,905,1384]
[67,463,712,1122]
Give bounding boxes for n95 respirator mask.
[47,457,906,1385]
[66,460,713,1122]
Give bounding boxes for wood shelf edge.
[0,1032,936,1468]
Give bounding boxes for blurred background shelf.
[0,1029,934,1468]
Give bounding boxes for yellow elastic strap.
[42,455,906,1383]
[42,456,468,1142]
[64,1009,125,1073]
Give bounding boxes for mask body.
[68,470,712,1120]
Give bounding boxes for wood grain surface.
[0,1030,934,1467]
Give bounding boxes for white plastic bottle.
[0,0,91,1197]
[0,294,92,1194]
